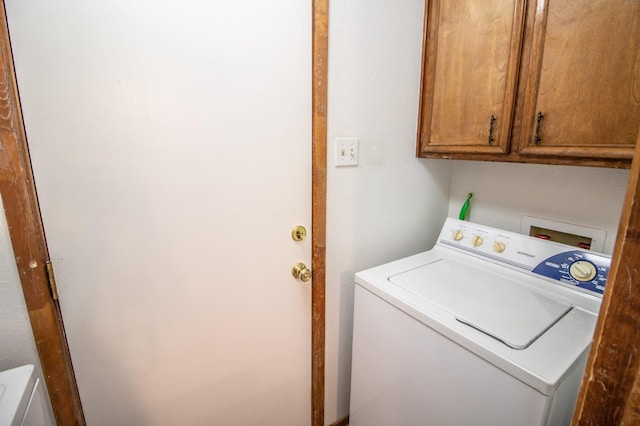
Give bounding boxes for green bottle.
[459,193,473,221]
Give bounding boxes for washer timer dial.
[569,261,597,282]
[532,250,609,295]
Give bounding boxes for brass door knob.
[292,262,312,282]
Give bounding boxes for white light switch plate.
[335,138,359,167]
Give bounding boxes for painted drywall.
[0,195,56,423]
[325,0,452,423]
[448,161,630,255]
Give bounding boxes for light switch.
[335,138,359,167]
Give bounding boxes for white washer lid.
[388,259,572,349]
[0,365,35,426]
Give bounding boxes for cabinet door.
[519,0,640,159]
[417,0,526,155]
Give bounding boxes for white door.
[5,1,312,425]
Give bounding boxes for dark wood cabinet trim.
[418,151,631,169]
[519,144,637,160]
[518,0,549,155]
[416,0,440,155]
[497,0,527,154]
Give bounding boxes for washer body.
[350,218,608,426]
[0,365,52,426]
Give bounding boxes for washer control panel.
[438,218,610,296]
[531,251,608,294]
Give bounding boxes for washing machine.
[350,218,609,426]
[0,365,53,426]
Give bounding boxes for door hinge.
[45,260,59,300]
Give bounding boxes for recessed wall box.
[520,216,606,253]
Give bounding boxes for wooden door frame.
[311,1,328,425]
[571,131,640,423]
[0,1,84,424]
[0,0,328,425]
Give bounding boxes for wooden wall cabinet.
[417,0,640,168]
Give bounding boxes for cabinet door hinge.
[45,260,59,300]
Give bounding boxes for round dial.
[472,235,484,247]
[452,230,463,241]
[493,241,506,253]
[569,260,597,282]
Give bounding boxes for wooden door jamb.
[312,0,328,425]
[572,124,640,423]
[0,2,84,424]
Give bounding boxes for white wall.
[325,0,452,423]
[448,161,629,255]
[0,195,56,423]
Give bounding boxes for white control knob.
[452,230,463,241]
[569,261,597,282]
[493,241,506,253]
[472,235,484,247]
